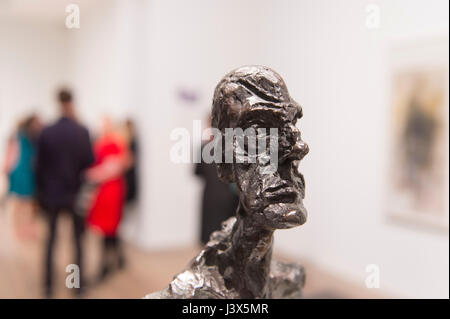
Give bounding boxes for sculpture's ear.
[216,163,234,183]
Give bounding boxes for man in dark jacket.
[36,89,94,298]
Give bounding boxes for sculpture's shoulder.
[145,218,238,299]
[145,267,235,299]
[269,260,305,299]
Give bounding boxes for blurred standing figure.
[36,89,94,298]
[86,117,130,282]
[2,115,41,240]
[124,119,138,205]
[195,115,239,244]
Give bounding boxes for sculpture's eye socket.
[239,107,284,130]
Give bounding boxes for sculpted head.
[211,66,309,230]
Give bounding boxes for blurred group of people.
[1,88,240,298]
[1,89,138,297]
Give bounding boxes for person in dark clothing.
[35,89,94,298]
[124,119,138,204]
[195,116,239,245]
[195,146,239,245]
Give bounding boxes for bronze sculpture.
[146,65,309,299]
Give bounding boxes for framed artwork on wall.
[387,39,449,232]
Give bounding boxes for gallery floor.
[0,212,388,299]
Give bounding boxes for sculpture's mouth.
[264,185,297,203]
[264,160,305,203]
[260,159,307,228]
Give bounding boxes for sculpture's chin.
[263,201,307,229]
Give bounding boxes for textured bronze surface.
[146,66,309,299]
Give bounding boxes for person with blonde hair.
[86,116,132,282]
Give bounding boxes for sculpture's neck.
[229,210,274,298]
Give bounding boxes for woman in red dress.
[86,117,131,281]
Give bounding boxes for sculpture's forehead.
[232,65,283,84]
[212,66,302,129]
[223,66,290,103]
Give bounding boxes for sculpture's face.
[233,99,309,230]
[212,66,309,230]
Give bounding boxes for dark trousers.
[44,206,84,294]
[100,235,124,271]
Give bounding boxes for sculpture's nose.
[290,139,309,161]
[287,124,309,161]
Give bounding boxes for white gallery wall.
[258,0,449,299]
[66,0,148,133]
[0,17,68,162]
[0,0,448,298]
